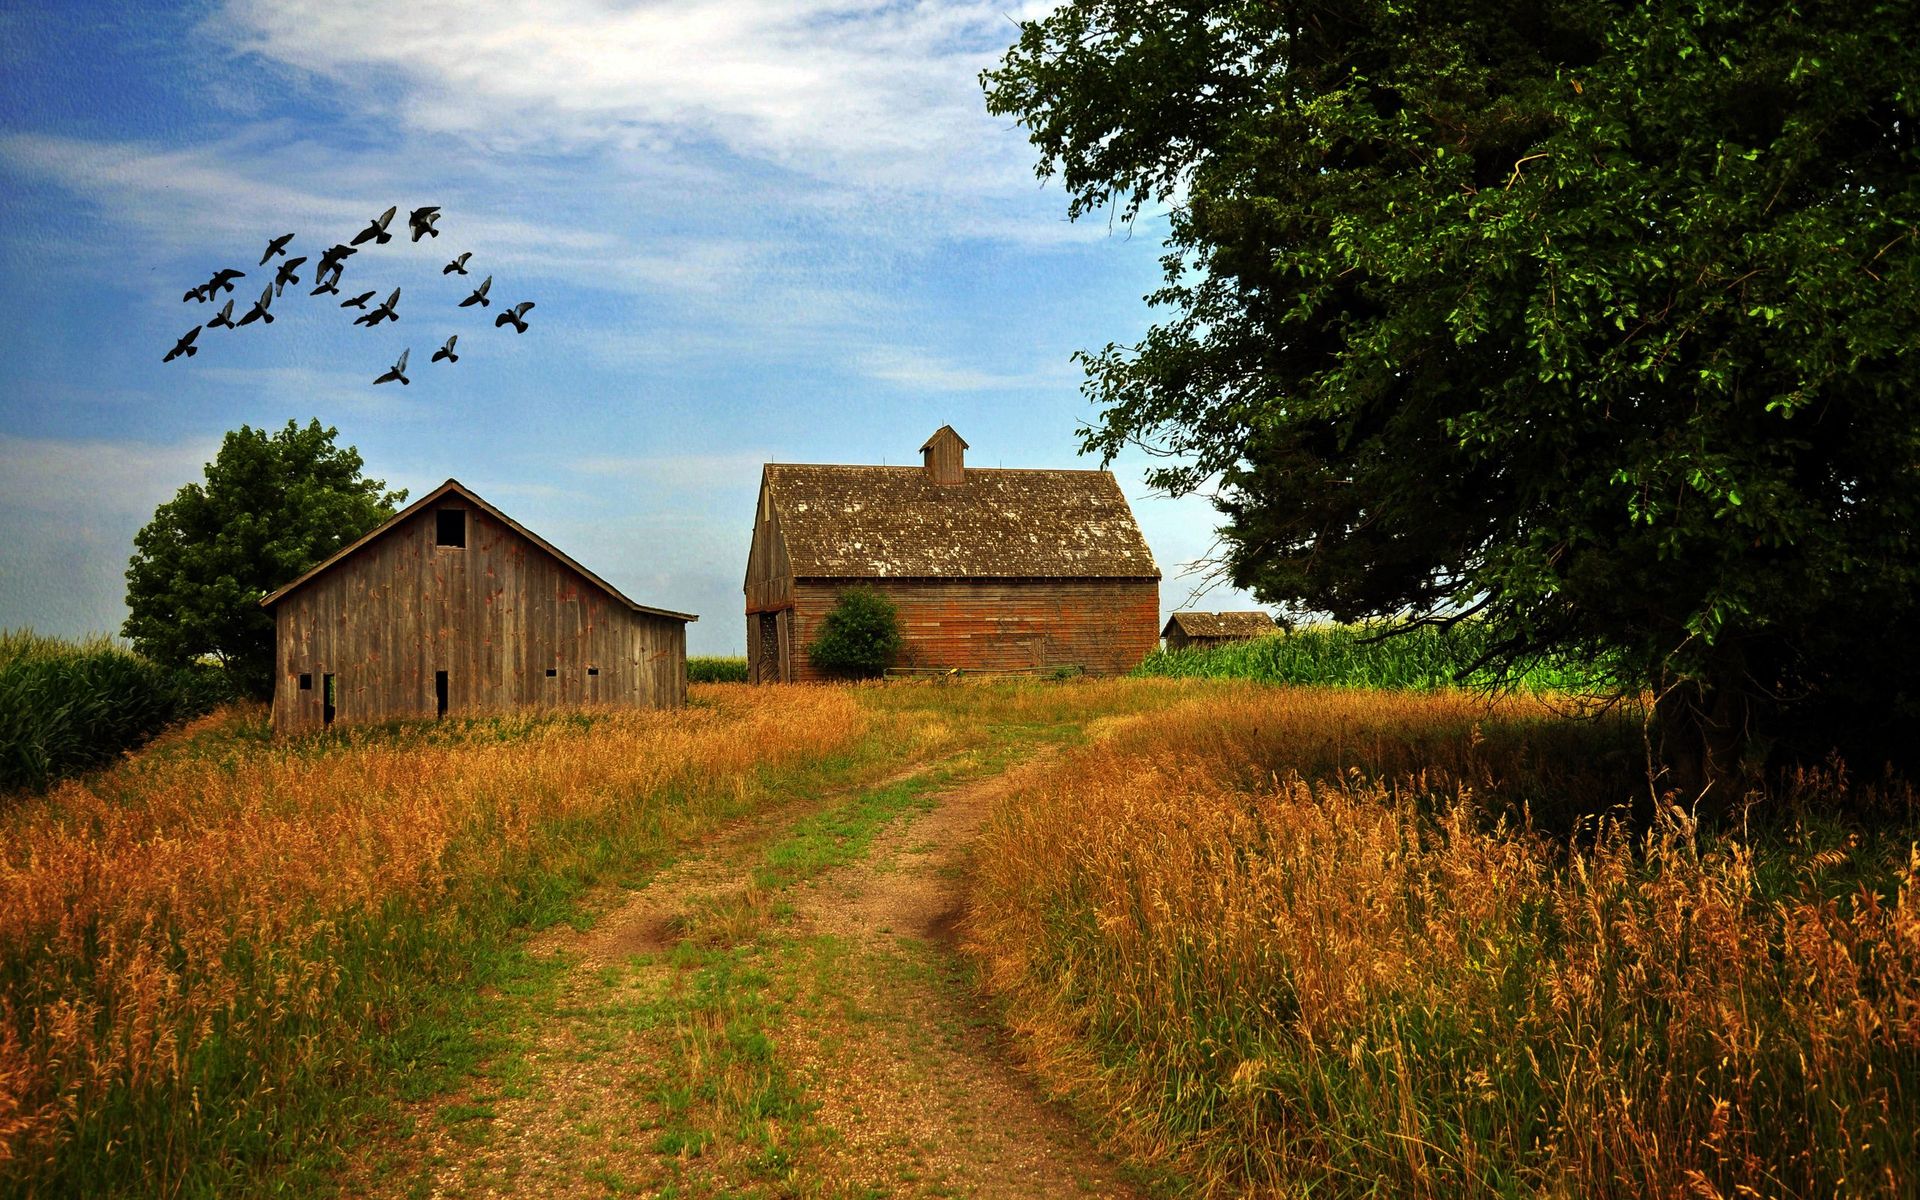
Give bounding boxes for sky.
[0,0,1261,655]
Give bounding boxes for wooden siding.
[272,503,686,733]
[780,577,1159,682]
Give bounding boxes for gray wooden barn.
[261,479,695,732]
[743,426,1161,683]
[1161,611,1281,651]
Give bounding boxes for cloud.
[214,0,1050,195]
[852,345,1074,392]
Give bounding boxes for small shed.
[261,478,696,732]
[1162,611,1281,651]
[744,426,1161,682]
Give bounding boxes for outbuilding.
[743,426,1160,682]
[1161,611,1282,651]
[261,478,695,732]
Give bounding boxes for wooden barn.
[743,426,1160,683]
[1161,611,1281,651]
[261,479,696,733]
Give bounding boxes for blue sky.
[0,1,1260,654]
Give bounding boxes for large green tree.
[987,0,1920,791]
[124,420,404,698]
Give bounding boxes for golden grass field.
[1,678,1913,1198]
[967,686,1919,1198]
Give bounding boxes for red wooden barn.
[743,427,1161,683]
[261,479,696,732]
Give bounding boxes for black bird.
[341,290,376,310]
[458,275,492,308]
[353,287,401,327]
[373,348,410,385]
[162,325,201,363]
[208,268,245,295]
[316,243,356,277]
[494,300,534,333]
[311,274,340,297]
[272,255,307,296]
[259,233,295,264]
[182,282,211,304]
[350,206,397,247]
[408,206,440,241]
[236,283,274,326]
[442,252,471,275]
[431,335,459,364]
[207,298,237,330]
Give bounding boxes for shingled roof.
[762,464,1159,579]
[1164,611,1280,639]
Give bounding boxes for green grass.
[1135,620,1618,692]
[0,629,231,794]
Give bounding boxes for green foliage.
[1137,622,1614,693]
[805,587,904,679]
[0,630,230,794]
[123,420,404,699]
[987,1,1920,783]
[688,656,749,683]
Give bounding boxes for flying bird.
[207,267,245,295]
[442,252,471,275]
[408,206,440,241]
[182,282,211,304]
[350,206,397,247]
[316,243,356,277]
[162,325,201,363]
[431,335,459,364]
[311,274,340,297]
[494,301,534,333]
[341,290,376,310]
[458,275,492,308]
[272,255,307,296]
[259,233,295,264]
[353,287,401,327]
[236,283,274,326]
[373,348,410,386]
[207,298,237,330]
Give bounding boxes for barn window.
[587,666,599,676]
[545,667,557,678]
[299,673,312,690]
[436,508,467,548]
[435,671,448,719]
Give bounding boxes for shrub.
[806,587,904,679]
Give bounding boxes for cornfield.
[967,686,1919,1198]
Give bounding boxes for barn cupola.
[920,425,969,485]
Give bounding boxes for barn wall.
[271,503,687,733]
[782,577,1159,682]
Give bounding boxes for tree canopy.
[124,420,404,698]
[807,587,905,679]
[987,0,1920,787]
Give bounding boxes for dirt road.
[350,751,1144,1199]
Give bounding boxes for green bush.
[806,588,904,679]
[688,656,749,683]
[0,630,231,794]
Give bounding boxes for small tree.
[123,420,404,698]
[806,587,904,679]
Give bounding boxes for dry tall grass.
[0,685,932,1192]
[968,687,1918,1198]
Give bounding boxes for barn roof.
[259,478,698,621]
[1163,611,1280,639]
[761,464,1160,579]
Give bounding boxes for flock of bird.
[164,205,537,386]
